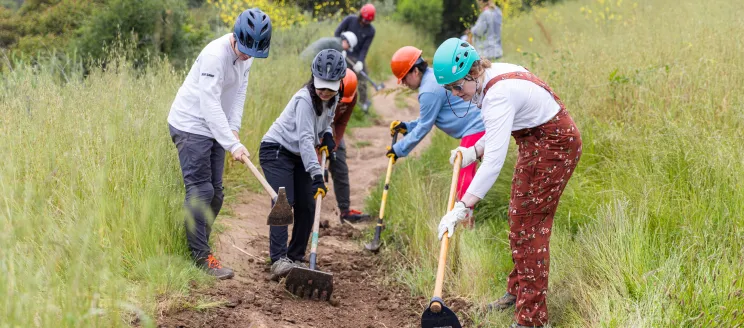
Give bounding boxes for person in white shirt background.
[167,8,272,280]
[432,38,582,328]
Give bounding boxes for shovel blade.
[421,305,462,328]
[267,187,293,226]
[284,267,334,301]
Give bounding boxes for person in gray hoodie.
[259,49,347,279]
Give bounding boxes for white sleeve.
[228,63,251,132]
[198,54,242,153]
[466,91,515,199]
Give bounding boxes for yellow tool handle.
[377,156,395,225]
[242,154,278,199]
[431,151,463,313]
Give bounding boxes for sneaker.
[485,292,517,312]
[510,323,542,328]
[361,101,371,114]
[197,254,234,280]
[340,209,371,223]
[293,259,309,268]
[270,257,297,281]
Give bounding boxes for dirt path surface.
[157,78,437,328]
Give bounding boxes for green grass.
[366,0,744,327]
[0,18,433,327]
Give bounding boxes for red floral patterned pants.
[486,71,582,326]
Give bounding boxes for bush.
[76,0,203,68]
[395,0,443,34]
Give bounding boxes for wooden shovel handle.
[431,151,463,313]
[241,154,278,199]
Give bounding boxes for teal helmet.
[432,38,481,85]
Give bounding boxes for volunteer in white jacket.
[167,8,272,280]
[432,38,582,328]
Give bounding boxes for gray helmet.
[312,49,347,81]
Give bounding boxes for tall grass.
[0,18,432,327]
[368,0,744,326]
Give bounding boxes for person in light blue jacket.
[387,46,486,227]
[470,0,503,61]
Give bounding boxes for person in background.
[335,3,376,112]
[167,8,272,280]
[470,0,503,61]
[300,31,358,62]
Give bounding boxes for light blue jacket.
[393,68,485,157]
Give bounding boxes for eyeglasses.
[443,76,474,92]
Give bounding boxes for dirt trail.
[157,78,437,328]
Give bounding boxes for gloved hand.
[353,61,363,73]
[231,144,249,163]
[437,201,473,240]
[312,174,328,199]
[386,146,399,164]
[450,146,478,167]
[389,120,408,136]
[342,50,347,59]
[318,132,336,157]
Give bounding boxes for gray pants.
[169,125,225,261]
[329,139,350,211]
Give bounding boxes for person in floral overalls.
[432,38,582,328]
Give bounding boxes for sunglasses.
[444,76,474,92]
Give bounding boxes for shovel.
[241,155,293,226]
[285,151,334,301]
[345,57,385,92]
[421,152,463,328]
[365,131,399,253]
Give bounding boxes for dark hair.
[305,74,341,116]
[407,58,429,76]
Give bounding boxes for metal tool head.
[284,267,334,301]
[364,238,381,253]
[421,297,462,328]
[267,187,293,226]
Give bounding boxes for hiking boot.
[270,257,296,281]
[197,254,234,280]
[340,209,371,223]
[485,292,517,312]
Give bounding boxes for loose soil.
[156,78,461,328]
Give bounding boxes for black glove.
[312,174,328,199]
[319,132,336,157]
[386,146,399,164]
[390,120,408,136]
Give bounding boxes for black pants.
[169,125,225,261]
[259,142,315,263]
[329,139,350,211]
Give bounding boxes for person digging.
[433,38,582,328]
[324,68,372,223]
[166,8,272,280]
[387,46,486,228]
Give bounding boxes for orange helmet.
[391,46,423,84]
[341,68,358,103]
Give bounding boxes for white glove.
[353,61,363,73]
[437,201,472,240]
[450,146,478,167]
[342,50,347,59]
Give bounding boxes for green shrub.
[395,0,443,34]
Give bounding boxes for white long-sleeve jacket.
[168,33,253,153]
[467,64,561,198]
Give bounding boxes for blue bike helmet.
[234,8,272,58]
